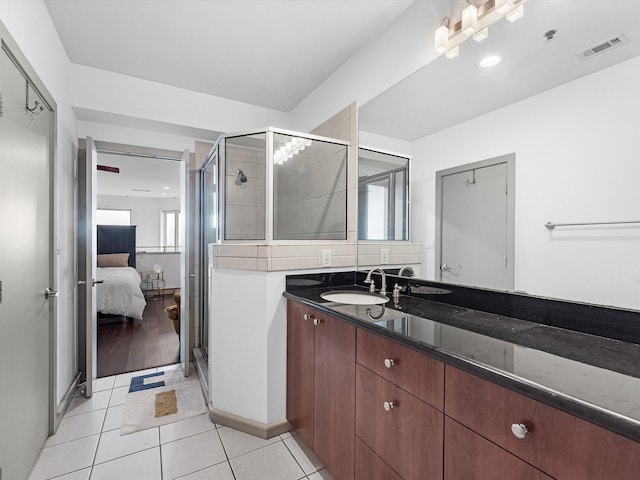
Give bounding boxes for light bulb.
[462,2,478,36]
[435,24,449,53]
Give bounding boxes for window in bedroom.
[162,210,182,252]
[96,208,131,226]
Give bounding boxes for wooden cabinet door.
[357,328,444,410]
[314,311,356,480]
[556,414,640,480]
[355,437,403,480]
[356,365,443,480]
[444,417,554,480]
[445,365,563,477]
[286,300,316,449]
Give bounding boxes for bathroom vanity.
[284,272,640,480]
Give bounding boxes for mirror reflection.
[358,148,409,241]
[357,1,640,311]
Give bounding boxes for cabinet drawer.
[356,364,443,480]
[355,437,403,480]
[445,366,563,477]
[357,328,444,410]
[445,417,554,480]
[557,413,640,480]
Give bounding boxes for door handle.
[77,280,86,285]
[440,264,452,272]
[189,274,196,278]
[92,279,104,286]
[45,287,58,299]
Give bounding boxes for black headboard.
[97,225,137,268]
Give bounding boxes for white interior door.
[180,149,191,376]
[77,137,97,396]
[0,44,53,479]
[438,160,513,291]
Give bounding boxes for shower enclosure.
[198,127,349,361]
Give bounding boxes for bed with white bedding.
[96,266,147,320]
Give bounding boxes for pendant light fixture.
[433,0,527,59]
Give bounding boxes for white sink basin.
[320,290,389,305]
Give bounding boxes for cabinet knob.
[383,401,396,412]
[303,314,310,320]
[511,423,529,439]
[313,318,320,326]
[383,358,396,369]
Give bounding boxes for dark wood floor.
[97,293,180,378]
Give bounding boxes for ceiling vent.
[577,34,629,60]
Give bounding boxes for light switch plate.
[322,250,332,267]
[380,248,389,264]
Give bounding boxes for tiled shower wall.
[225,141,266,240]
[274,139,347,240]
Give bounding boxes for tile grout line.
[214,427,238,480]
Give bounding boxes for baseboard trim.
[211,408,292,439]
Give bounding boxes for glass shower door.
[199,146,218,361]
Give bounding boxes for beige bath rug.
[120,367,207,434]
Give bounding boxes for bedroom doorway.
[77,138,192,391]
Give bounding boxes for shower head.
[236,169,248,183]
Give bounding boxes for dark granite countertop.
[283,276,640,444]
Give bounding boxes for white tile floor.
[29,365,335,480]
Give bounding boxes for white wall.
[209,270,287,425]
[72,64,291,134]
[290,1,443,132]
[411,55,640,311]
[78,120,211,153]
[0,1,78,404]
[359,131,412,159]
[97,195,180,248]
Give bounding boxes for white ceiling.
[44,0,413,112]
[359,0,640,141]
[46,0,640,195]
[96,152,182,198]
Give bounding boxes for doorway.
[77,140,192,386]
[435,154,515,291]
[0,35,55,479]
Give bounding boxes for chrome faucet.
[364,268,387,296]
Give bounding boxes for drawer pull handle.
[511,423,529,439]
[384,358,396,369]
[383,401,396,412]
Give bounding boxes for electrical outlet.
[380,248,389,264]
[322,250,332,267]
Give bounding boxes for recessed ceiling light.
[478,55,502,68]
[163,186,170,190]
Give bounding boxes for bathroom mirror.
[358,147,409,241]
[357,0,640,311]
